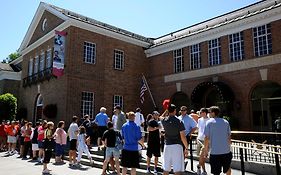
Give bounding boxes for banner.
[52,31,66,77]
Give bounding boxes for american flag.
[140,77,147,104]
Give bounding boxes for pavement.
[0,150,258,175]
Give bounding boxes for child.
[77,126,93,166]
[42,121,54,174]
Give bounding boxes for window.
[39,52,45,71]
[114,49,124,70]
[46,49,52,68]
[81,91,94,118]
[253,24,272,57]
[83,41,96,64]
[229,32,244,62]
[28,59,33,76]
[190,44,201,69]
[113,95,123,109]
[34,56,39,74]
[174,49,184,73]
[208,38,221,66]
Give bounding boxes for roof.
[151,0,281,47]
[0,63,13,72]
[47,3,154,44]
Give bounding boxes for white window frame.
[113,95,123,109]
[39,51,45,72]
[229,32,244,62]
[190,44,201,70]
[208,38,221,66]
[81,91,94,118]
[174,48,184,73]
[28,58,33,76]
[114,49,124,70]
[253,24,272,57]
[34,56,39,74]
[83,41,96,64]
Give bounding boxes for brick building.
[13,1,281,131]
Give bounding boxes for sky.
[0,0,260,61]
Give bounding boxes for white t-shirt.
[134,112,144,126]
[112,115,118,129]
[197,117,210,141]
[68,122,79,140]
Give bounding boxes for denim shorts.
[55,143,65,156]
[105,147,120,159]
[38,141,44,149]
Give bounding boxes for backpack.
[115,131,123,150]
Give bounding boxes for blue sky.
[0,0,259,61]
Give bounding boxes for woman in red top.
[22,122,33,159]
[0,120,7,151]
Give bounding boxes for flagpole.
[142,74,157,108]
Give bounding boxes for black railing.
[23,67,54,87]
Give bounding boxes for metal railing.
[23,67,54,87]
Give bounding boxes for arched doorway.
[33,94,43,124]
[170,92,189,115]
[251,81,281,131]
[191,82,234,116]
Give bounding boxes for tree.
[0,93,17,120]
[2,52,20,63]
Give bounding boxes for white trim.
[164,54,281,83]
[19,2,68,53]
[70,19,151,47]
[145,6,281,57]
[0,71,21,81]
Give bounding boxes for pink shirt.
[37,126,45,141]
[54,128,67,145]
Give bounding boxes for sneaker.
[153,168,158,174]
[42,169,50,174]
[201,171,207,175]
[197,164,201,175]
[146,167,151,173]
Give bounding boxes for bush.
[0,93,17,120]
[43,104,57,119]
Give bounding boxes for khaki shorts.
[197,139,205,156]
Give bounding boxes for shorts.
[210,152,233,175]
[20,136,25,145]
[146,144,161,158]
[121,149,140,168]
[32,143,39,151]
[55,144,65,156]
[197,139,204,156]
[7,136,17,144]
[38,141,44,149]
[162,144,184,173]
[98,126,107,138]
[105,147,120,159]
[69,139,77,151]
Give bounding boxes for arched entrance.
[170,92,189,115]
[191,82,234,116]
[33,94,43,124]
[251,81,281,131]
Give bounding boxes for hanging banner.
[52,30,66,77]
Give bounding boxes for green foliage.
[2,52,20,63]
[0,93,17,120]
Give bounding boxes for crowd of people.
[0,104,232,175]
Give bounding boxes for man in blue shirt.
[178,106,197,144]
[94,107,109,149]
[204,106,232,175]
[121,111,142,175]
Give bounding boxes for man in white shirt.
[68,116,79,166]
[135,108,146,149]
[196,108,210,175]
